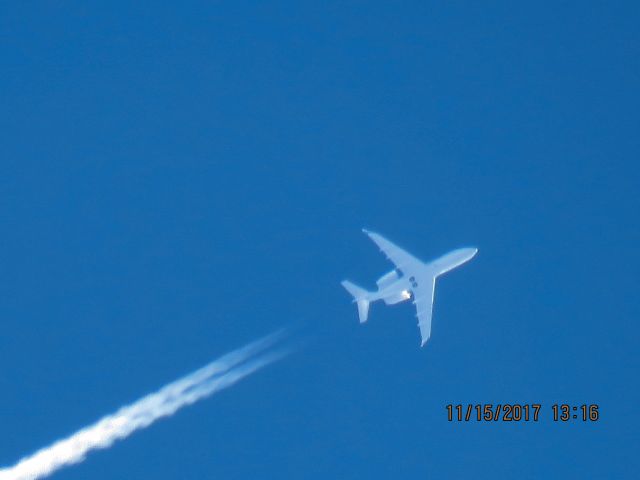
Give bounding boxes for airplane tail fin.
[341,280,371,323]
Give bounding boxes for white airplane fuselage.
[341,229,478,345]
[368,247,478,306]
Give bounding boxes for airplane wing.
[362,229,437,346]
[362,229,423,275]
[413,274,436,346]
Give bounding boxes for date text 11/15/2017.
[446,404,599,422]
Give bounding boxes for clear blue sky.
[1,1,638,478]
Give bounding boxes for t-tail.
[341,280,372,323]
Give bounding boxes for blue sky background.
[1,1,638,478]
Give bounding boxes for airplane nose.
[461,247,478,261]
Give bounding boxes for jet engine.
[383,289,412,305]
[376,269,399,289]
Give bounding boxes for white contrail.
[0,332,287,480]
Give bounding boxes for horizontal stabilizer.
[341,280,371,323]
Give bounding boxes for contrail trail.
[0,332,288,480]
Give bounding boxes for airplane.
[341,229,477,347]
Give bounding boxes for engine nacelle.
[376,269,399,289]
[383,289,412,305]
